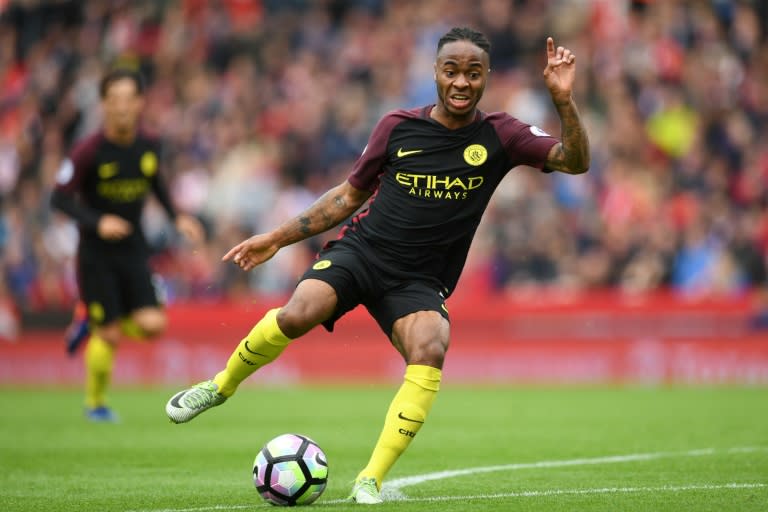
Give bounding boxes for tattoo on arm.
[279,188,359,245]
[333,195,347,209]
[299,216,311,236]
[547,98,590,174]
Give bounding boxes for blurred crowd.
[2,0,768,334]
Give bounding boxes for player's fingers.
[546,37,555,57]
[222,244,243,261]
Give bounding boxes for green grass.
[1,386,767,511]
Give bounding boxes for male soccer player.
[166,28,589,503]
[52,68,204,422]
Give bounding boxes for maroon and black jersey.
[51,131,176,250]
[340,105,559,296]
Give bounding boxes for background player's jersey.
[51,132,176,249]
[343,105,559,296]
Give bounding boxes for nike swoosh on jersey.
[397,148,423,158]
[398,411,424,423]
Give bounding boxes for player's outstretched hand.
[222,234,280,271]
[543,37,576,103]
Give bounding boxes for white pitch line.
[320,482,768,505]
[125,446,767,512]
[383,446,767,491]
[128,483,768,510]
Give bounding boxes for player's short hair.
[437,27,491,55]
[99,68,145,98]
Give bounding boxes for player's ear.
[433,62,437,81]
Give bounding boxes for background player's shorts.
[299,240,449,339]
[77,245,162,326]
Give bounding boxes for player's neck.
[429,105,477,130]
[104,126,137,145]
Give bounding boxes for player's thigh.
[117,253,161,313]
[77,248,123,327]
[292,243,372,337]
[368,282,451,366]
[390,310,450,368]
[279,279,340,338]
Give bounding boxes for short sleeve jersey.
[53,131,171,249]
[340,105,559,296]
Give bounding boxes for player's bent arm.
[544,97,590,175]
[50,187,102,232]
[271,179,372,248]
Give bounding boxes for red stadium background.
[2,2,768,390]
[3,288,768,387]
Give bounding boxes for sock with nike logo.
[213,308,291,397]
[356,364,442,488]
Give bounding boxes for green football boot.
[165,380,227,424]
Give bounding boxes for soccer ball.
[253,433,328,506]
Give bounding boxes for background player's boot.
[348,477,383,504]
[65,302,90,356]
[85,406,119,423]
[165,380,227,423]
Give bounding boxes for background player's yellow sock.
[357,364,442,488]
[213,309,291,397]
[119,317,145,340]
[84,334,115,408]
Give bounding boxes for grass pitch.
[1,386,766,511]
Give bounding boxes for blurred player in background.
[166,27,589,502]
[51,68,204,422]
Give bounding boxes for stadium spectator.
[0,0,765,324]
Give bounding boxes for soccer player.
[51,68,204,422]
[166,28,589,503]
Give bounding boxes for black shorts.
[299,240,450,339]
[77,244,162,326]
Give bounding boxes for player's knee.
[140,318,166,338]
[277,283,337,338]
[96,323,122,346]
[134,311,167,338]
[406,338,448,368]
[276,307,317,339]
[140,321,166,338]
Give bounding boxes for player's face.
[101,78,144,137]
[433,41,489,125]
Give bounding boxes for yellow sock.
[357,364,442,488]
[213,309,291,397]
[84,334,115,408]
[119,317,145,340]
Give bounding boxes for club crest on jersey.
[463,144,487,166]
[141,151,158,176]
[313,259,332,270]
